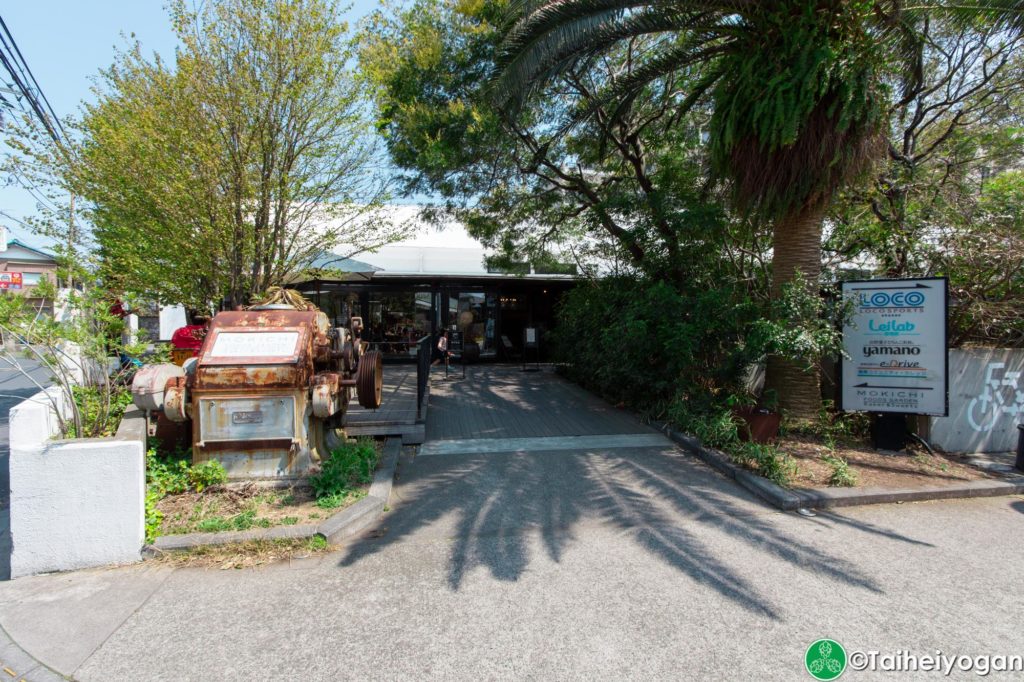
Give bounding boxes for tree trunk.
[765,201,826,422]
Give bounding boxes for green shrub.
[189,460,228,492]
[309,439,380,500]
[667,401,740,450]
[732,442,798,487]
[71,385,133,438]
[145,443,229,541]
[823,455,857,487]
[147,446,227,496]
[552,276,761,414]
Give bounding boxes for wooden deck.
[345,365,426,444]
[425,365,652,441]
[346,364,656,446]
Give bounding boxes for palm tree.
[492,1,1022,420]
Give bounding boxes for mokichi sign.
[840,277,948,417]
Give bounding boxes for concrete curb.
[658,425,1024,511]
[148,438,401,554]
[0,622,67,681]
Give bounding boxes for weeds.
[822,454,858,487]
[150,537,332,569]
[309,439,379,500]
[732,441,798,487]
[145,443,228,542]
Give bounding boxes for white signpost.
[840,277,948,416]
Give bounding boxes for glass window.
[22,272,42,286]
[368,290,432,354]
[450,291,497,355]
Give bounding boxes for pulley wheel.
[357,349,383,409]
[309,418,347,463]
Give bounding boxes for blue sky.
[0,0,385,249]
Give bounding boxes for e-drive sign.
[840,277,948,416]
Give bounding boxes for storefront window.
[449,291,497,355]
[367,290,432,354]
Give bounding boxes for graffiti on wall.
[967,362,1024,432]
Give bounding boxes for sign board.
[0,272,23,290]
[840,277,948,416]
[524,327,538,348]
[210,331,300,359]
[448,329,464,354]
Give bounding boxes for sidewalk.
[1,368,1022,680]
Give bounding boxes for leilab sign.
[840,277,948,416]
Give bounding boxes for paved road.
[1,369,1022,680]
[1,441,1022,680]
[0,357,50,581]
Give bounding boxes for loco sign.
[840,277,948,416]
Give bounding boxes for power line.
[0,13,65,146]
[0,14,63,139]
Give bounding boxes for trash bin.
[1016,424,1024,473]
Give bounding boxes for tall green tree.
[7,0,406,309]
[826,21,1024,345]
[360,0,769,292]
[491,0,1024,419]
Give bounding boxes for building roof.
[308,205,576,282]
[1,239,57,263]
[306,252,381,273]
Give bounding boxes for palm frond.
[493,11,715,109]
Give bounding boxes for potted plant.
[730,389,781,444]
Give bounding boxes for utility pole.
[66,193,75,289]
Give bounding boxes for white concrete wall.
[928,348,1024,454]
[8,388,146,578]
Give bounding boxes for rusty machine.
[132,305,382,478]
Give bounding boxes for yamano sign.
[840,277,948,416]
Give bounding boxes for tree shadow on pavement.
[812,511,936,547]
[338,444,894,620]
[1012,500,1024,516]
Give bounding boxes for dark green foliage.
[553,276,761,412]
[308,439,380,500]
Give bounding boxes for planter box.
[8,388,146,578]
[734,407,781,444]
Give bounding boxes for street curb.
[147,437,401,554]
[658,425,1024,511]
[0,622,68,681]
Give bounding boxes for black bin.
[1016,424,1024,473]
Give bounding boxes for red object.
[109,299,128,318]
[171,324,207,351]
[0,272,23,290]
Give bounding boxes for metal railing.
[416,334,431,412]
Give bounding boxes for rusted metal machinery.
[132,305,382,478]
